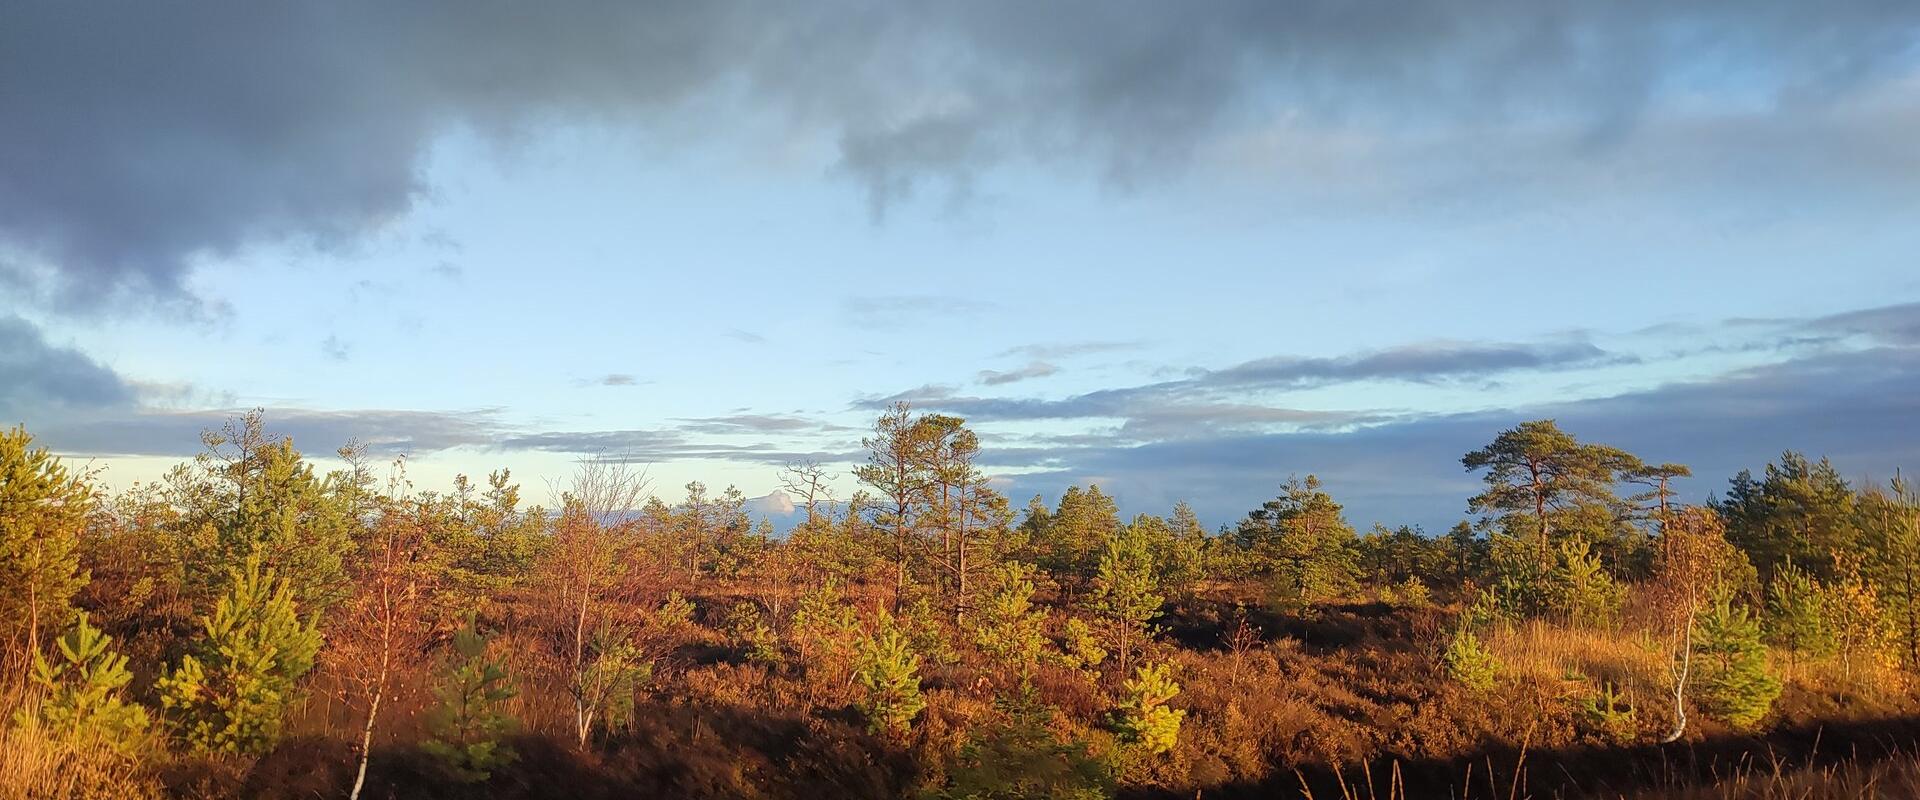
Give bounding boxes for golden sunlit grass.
[0,691,163,800]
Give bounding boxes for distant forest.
[2,405,1918,799]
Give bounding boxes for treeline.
[0,407,1917,798]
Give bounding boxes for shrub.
[972,563,1049,681]
[155,553,321,755]
[1443,626,1499,692]
[725,601,781,665]
[1380,575,1432,609]
[15,613,150,757]
[422,619,519,783]
[855,612,926,737]
[1056,617,1107,674]
[1765,561,1833,662]
[935,688,1111,800]
[1554,539,1624,627]
[1111,662,1185,756]
[1580,682,1636,744]
[792,580,861,684]
[1692,598,1781,729]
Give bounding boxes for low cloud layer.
[869,337,1622,435]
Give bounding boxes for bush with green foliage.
[423,619,519,783]
[726,601,782,665]
[1056,617,1107,675]
[972,563,1050,681]
[571,627,652,743]
[1765,560,1834,662]
[793,580,861,684]
[1692,597,1781,729]
[855,612,926,737]
[1554,539,1625,627]
[1380,575,1432,609]
[1443,626,1498,692]
[1581,682,1636,744]
[15,613,150,757]
[0,425,92,654]
[1111,662,1185,755]
[903,595,961,667]
[935,688,1111,800]
[155,553,321,755]
[1090,522,1164,673]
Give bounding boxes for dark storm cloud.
[5,1,1915,312]
[0,316,137,412]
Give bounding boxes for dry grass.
[0,694,163,800]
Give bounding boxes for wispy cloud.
[979,361,1059,386]
[994,341,1144,360]
[841,295,997,330]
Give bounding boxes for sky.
[3,2,1919,533]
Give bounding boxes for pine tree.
[726,601,781,665]
[0,425,93,660]
[1090,521,1164,674]
[423,619,519,783]
[792,580,861,689]
[1821,556,1893,688]
[1692,598,1781,729]
[1111,662,1185,755]
[15,613,150,757]
[854,612,926,738]
[1715,452,1859,583]
[1237,476,1358,609]
[935,687,1111,800]
[156,553,322,755]
[1056,617,1107,675]
[1554,539,1624,627]
[1462,420,1636,572]
[1857,480,1920,670]
[1765,560,1833,668]
[1443,626,1499,692]
[972,563,1049,683]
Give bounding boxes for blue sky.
[4,3,1919,532]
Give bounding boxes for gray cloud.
[979,361,1059,386]
[31,407,503,458]
[599,374,639,387]
[1807,300,1920,346]
[1202,340,1624,388]
[6,2,1915,313]
[500,428,855,466]
[992,343,1920,533]
[869,338,1622,434]
[0,316,137,414]
[670,413,852,435]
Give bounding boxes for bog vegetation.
[1,409,1918,799]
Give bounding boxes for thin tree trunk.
[349,666,384,800]
[1661,607,1695,743]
